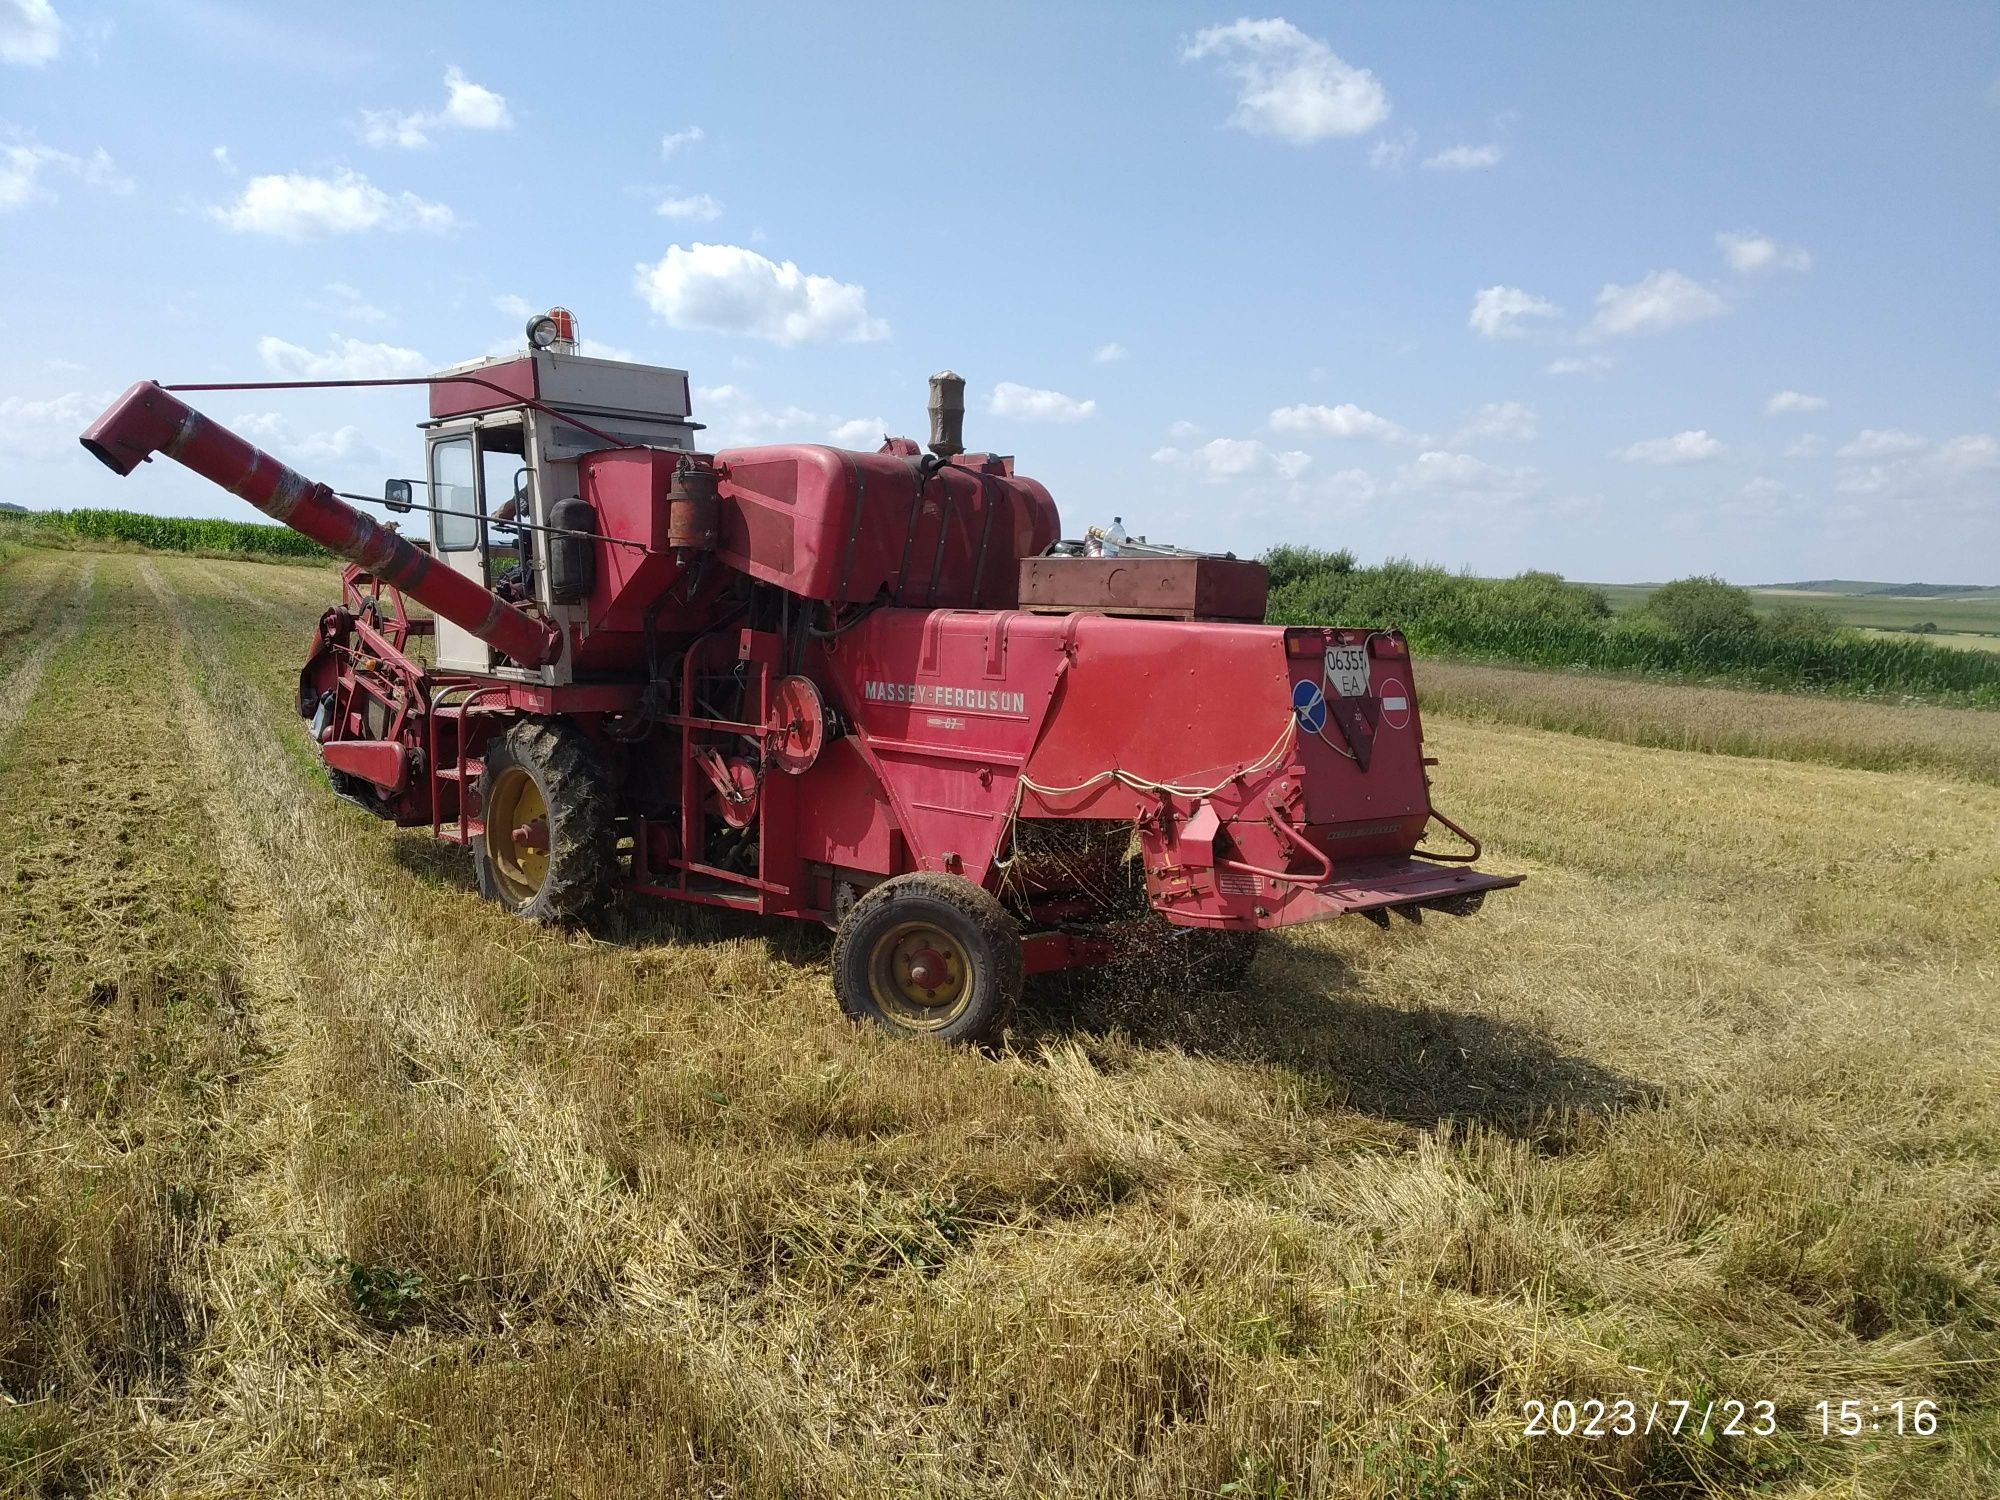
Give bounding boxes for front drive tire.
[474,719,615,923]
[832,873,1023,1045]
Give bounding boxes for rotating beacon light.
[526,306,579,353]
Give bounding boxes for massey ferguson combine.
[80,310,1520,1043]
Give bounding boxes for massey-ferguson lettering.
[863,681,1027,715]
[79,311,1520,1044]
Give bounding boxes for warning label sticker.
[1377,676,1411,731]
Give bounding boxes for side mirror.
[384,478,414,513]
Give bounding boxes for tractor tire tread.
[832,872,1023,1046]
[478,717,616,923]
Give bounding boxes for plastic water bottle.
[1104,516,1127,557]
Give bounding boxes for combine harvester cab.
[80,310,1520,1045]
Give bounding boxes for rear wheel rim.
[866,920,972,1030]
[484,766,550,905]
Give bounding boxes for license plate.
[1325,644,1370,698]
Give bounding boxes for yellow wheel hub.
[484,765,550,905]
[866,920,972,1030]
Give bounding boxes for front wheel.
[831,873,1023,1045]
[475,719,615,922]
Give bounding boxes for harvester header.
[80,314,1519,1043]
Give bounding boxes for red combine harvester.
[80,311,1520,1043]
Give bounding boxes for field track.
[3,551,1997,1497]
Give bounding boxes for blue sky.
[3,0,1996,583]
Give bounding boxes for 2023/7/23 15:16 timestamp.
[1519,1398,1939,1439]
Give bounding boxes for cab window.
[431,435,478,551]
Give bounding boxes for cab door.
[427,429,491,671]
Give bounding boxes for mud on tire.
[475,718,616,923]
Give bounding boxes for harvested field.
[1420,657,2000,785]
[3,547,1997,1497]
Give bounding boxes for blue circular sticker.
[1291,678,1327,734]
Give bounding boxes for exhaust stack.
[927,371,965,458]
[80,381,561,668]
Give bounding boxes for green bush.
[1764,603,1847,643]
[1643,575,1760,639]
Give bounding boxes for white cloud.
[442,67,510,131]
[1368,129,1416,171]
[1783,434,1824,459]
[361,66,512,148]
[1469,285,1560,338]
[661,125,704,157]
[493,293,536,319]
[1836,428,1926,459]
[1545,354,1613,377]
[213,169,455,239]
[0,0,60,66]
[828,417,888,449]
[1181,18,1389,143]
[990,382,1095,423]
[1153,436,1311,481]
[0,391,99,459]
[360,110,429,151]
[1423,142,1503,171]
[211,145,234,173]
[229,411,393,472]
[1614,430,1724,464]
[1586,270,1727,338]
[658,192,722,222]
[257,334,430,380]
[634,242,887,346]
[1396,449,1538,497]
[319,281,388,325]
[1094,342,1129,363]
[1835,433,1997,505]
[1268,401,1409,442]
[0,141,130,211]
[1717,230,1812,275]
[1934,433,1999,473]
[692,382,883,450]
[1452,400,1537,444]
[1167,419,1204,441]
[1766,389,1827,415]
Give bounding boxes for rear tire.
[475,719,615,922]
[832,873,1023,1045]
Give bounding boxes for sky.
[2,1,1997,585]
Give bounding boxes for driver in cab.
[491,473,533,601]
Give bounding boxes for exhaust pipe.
[927,371,965,458]
[80,381,561,668]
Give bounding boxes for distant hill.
[1761,579,2000,598]
[0,502,27,514]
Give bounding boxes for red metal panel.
[713,445,1058,607]
[429,357,538,419]
[789,736,898,872]
[321,739,410,791]
[815,608,1070,882]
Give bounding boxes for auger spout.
[80,381,560,668]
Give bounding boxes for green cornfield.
[1267,551,2000,707]
[0,507,326,562]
